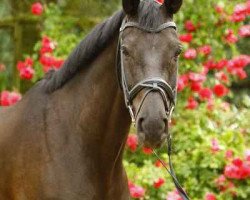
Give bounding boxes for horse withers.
[0,0,183,199]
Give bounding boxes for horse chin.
[137,131,168,149]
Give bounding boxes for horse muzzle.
[135,91,169,148]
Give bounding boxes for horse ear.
[122,0,140,15]
[164,0,183,14]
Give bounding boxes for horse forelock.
[137,0,167,29]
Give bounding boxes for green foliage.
[40,4,83,57]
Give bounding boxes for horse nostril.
[163,117,169,132]
[163,117,168,124]
[137,117,144,132]
[161,119,167,133]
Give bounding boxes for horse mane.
[43,0,167,93]
[43,10,125,93]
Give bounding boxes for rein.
[116,18,190,200]
[153,135,190,200]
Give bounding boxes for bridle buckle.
[166,105,175,120]
[152,82,158,90]
[127,104,136,123]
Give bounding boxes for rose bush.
[0,0,249,199]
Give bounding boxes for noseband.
[117,19,177,123]
[116,19,190,200]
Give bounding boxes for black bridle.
[116,18,190,200]
[117,19,177,123]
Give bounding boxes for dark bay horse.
[0,0,183,199]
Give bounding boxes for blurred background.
[0,0,119,91]
[0,0,249,199]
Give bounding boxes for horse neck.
[54,36,131,173]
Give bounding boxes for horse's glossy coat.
[0,0,182,199]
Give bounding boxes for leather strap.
[128,78,176,104]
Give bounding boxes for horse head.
[119,0,183,148]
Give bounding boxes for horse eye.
[121,45,130,56]
[175,48,182,57]
[173,49,182,62]
[173,56,179,62]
